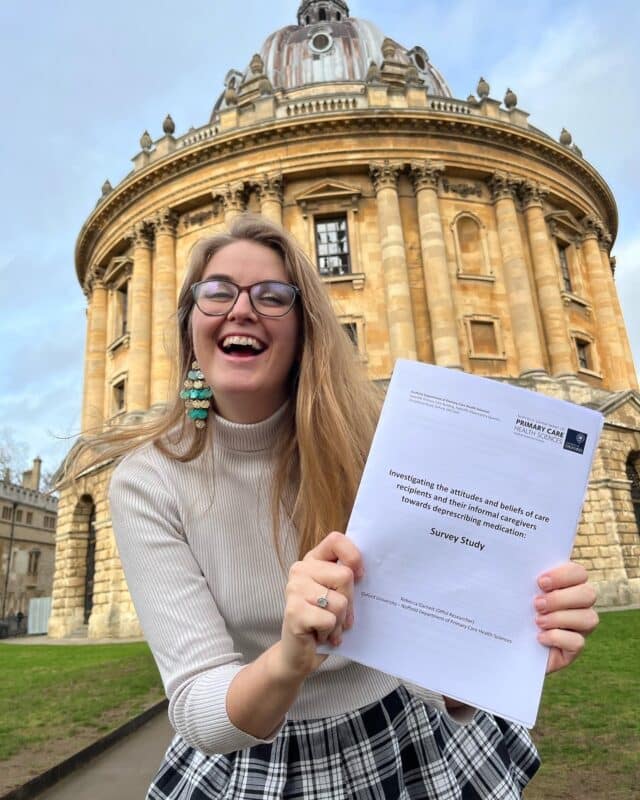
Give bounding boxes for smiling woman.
[62,214,600,800]
[190,240,300,423]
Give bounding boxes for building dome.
[214,0,450,112]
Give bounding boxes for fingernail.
[539,576,552,591]
[535,597,547,612]
[535,615,546,628]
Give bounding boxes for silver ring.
[317,589,330,609]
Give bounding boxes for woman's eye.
[259,292,286,305]
[203,286,234,300]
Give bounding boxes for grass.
[0,642,164,763]
[527,609,639,799]
[0,614,636,797]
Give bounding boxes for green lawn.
[0,642,164,763]
[0,613,636,798]
[527,609,639,799]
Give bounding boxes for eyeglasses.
[191,279,300,318]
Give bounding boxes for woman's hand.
[277,531,363,681]
[535,561,599,674]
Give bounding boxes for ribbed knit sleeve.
[109,448,284,755]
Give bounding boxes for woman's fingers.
[536,607,599,634]
[534,581,597,614]
[305,531,364,579]
[534,560,599,675]
[537,561,588,592]
[538,628,586,673]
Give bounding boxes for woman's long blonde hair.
[65,214,382,558]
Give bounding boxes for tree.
[0,428,29,484]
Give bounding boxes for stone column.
[606,252,639,390]
[257,174,284,225]
[81,277,107,433]
[369,161,417,363]
[151,208,178,408]
[489,172,545,375]
[221,183,246,226]
[410,161,461,368]
[582,218,628,390]
[521,182,574,376]
[128,221,154,412]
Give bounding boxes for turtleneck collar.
[211,402,290,453]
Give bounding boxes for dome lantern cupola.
[297,0,349,25]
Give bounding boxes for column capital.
[409,160,445,193]
[129,220,155,248]
[520,181,548,210]
[581,214,604,242]
[369,160,403,193]
[598,229,613,253]
[83,269,105,298]
[155,207,179,236]
[218,183,247,215]
[256,173,284,204]
[487,171,522,202]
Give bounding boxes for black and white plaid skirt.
[148,686,539,799]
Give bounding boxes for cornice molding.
[75,111,618,282]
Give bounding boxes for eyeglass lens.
[194,280,296,317]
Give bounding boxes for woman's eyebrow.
[203,273,233,281]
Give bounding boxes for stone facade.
[49,2,640,638]
[1,459,58,623]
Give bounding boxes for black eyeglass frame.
[191,278,300,318]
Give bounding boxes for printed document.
[332,359,603,727]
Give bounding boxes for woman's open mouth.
[219,335,267,358]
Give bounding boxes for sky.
[0,0,638,474]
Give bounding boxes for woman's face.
[191,239,300,423]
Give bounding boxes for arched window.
[319,7,327,21]
[84,503,96,624]
[452,213,490,277]
[626,452,640,534]
[458,216,482,273]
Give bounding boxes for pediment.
[597,390,640,431]
[295,180,362,204]
[545,209,583,238]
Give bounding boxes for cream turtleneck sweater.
[109,406,467,757]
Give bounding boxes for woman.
[82,215,597,798]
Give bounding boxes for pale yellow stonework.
[49,7,640,638]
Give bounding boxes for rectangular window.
[575,339,591,370]
[342,322,358,346]
[115,282,129,338]
[470,320,498,356]
[315,216,350,276]
[16,509,23,522]
[558,244,572,293]
[26,511,33,525]
[113,378,126,415]
[2,506,12,520]
[28,550,41,577]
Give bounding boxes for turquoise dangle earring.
[180,361,213,429]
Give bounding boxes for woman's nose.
[227,288,257,320]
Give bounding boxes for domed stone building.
[49,0,640,639]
